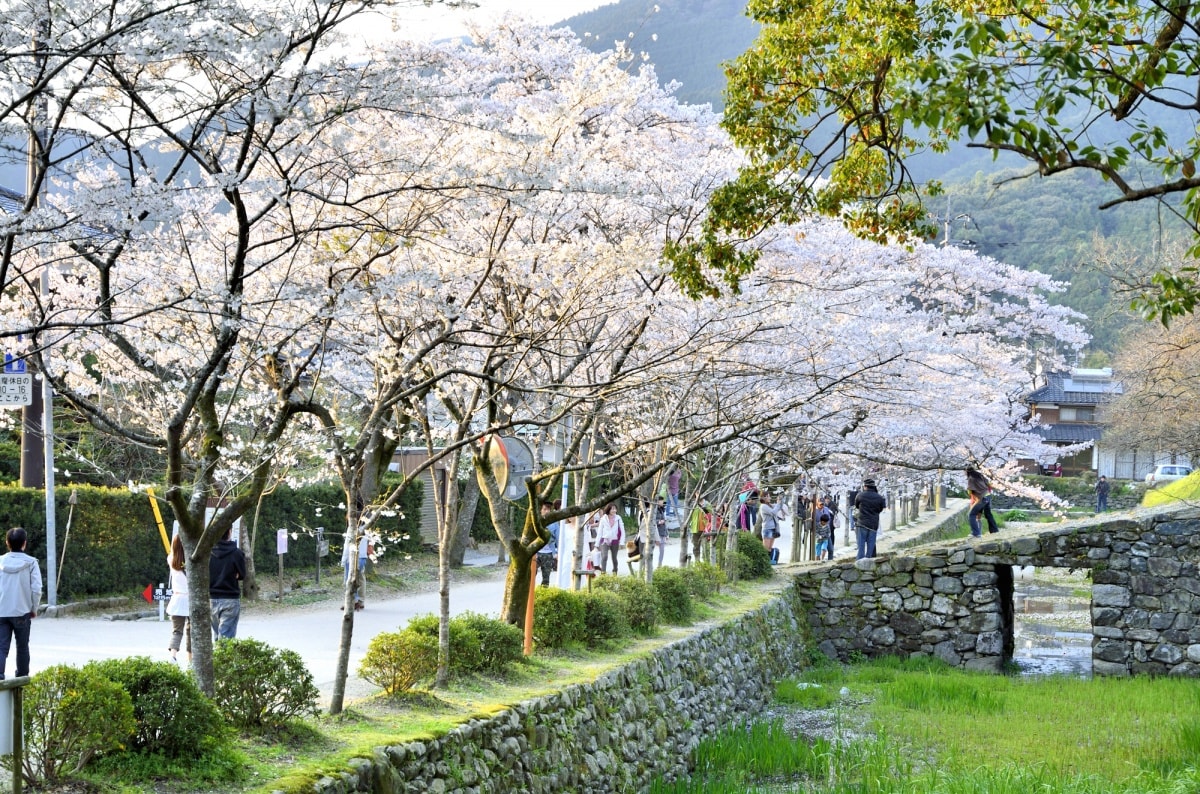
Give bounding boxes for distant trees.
[690,0,1200,322]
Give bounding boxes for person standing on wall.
[1096,475,1111,513]
[0,527,42,679]
[853,479,887,559]
[666,466,682,516]
[209,526,246,640]
[965,467,1000,537]
[757,491,786,565]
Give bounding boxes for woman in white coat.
[166,534,190,663]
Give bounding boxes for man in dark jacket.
[209,527,246,640]
[853,479,887,559]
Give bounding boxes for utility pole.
[20,9,57,605]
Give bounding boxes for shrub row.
[6,638,314,788]
[358,612,525,695]
[533,562,727,650]
[0,479,422,600]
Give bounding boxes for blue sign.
[3,354,25,374]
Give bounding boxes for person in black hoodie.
[853,479,887,559]
[209,527,246,640]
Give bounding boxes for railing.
[0,676,29,794]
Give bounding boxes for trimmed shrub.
[582,589,630,646]
[359,629,438,694]
[405,612,523,677]
[682,561,725,600]
[18,665,136,784]
[212,638,319,731]
[735,534,774,580]
[651,567,693,624]
[85,657,225,759]
[407,614,483,675]
[452,611,524,676]
[533,588,586,649]
[592,573,659,634]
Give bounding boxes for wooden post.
[523,556,537,655]
[12,684,20,794]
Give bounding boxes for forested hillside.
[562,0,757,108]
[563,0,1185,355]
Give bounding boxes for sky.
[367,0,617,43]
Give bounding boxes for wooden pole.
[523,556,537,655]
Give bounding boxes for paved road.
[26,499,965,706]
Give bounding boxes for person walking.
[0,528,41,679]
[758,492,786,564]
[853,479,887,559]
[537,501,560,586]
[653,497,668,567]
[209,526,246,640]
[1096,475,1111,513]
[965,468,1000,536]
[596,503,623,574]
[166,534,190,663]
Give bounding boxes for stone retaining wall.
[300,590,809,794]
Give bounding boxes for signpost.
[0,374,32,407]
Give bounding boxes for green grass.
[661,657,1200,793]
[1143,471,1200,507]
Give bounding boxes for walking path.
[27,499,968,705]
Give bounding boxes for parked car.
[1145,464,1194,487]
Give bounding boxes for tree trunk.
[184,536,216,695]
[449,475,479,568]
[501,536,537,627]
[435,455,461,687]
[328,518,360,715]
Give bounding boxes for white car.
[1145,464,1194,487]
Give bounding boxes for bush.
[533,588,586,649]
[582,589,630,646]
[212,639,319,731]
[735,534,774,580]
[85,657,225,759]
[405,612,523,677]
[451,611,524,676]
[651,567,694,624]
[592,573,659,634]
[407,613,483,675]
[358,629,438,694]
[17,665,135,785]
[682,561,725,600]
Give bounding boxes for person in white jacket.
[0,527,42,679]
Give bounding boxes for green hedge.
[0,478,423,601]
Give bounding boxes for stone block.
[1092,584,1131,608]
[1093,568,1129,585]
[962,570,997,587]
[819,579,847,599]
[849,582,877,596]
[1092,626,1123,639]
[889,612,924,636]
[933,577,965,595]
[953,632,977,652]
[879,591,903,611]
[1147,611,1176,633]
[964,656,1004,673]
[1091,606,1121,626]
[915,556,947,569]
[1126,628,1160,643]
[1009,537,1041,555]
[913,571,933,588]
[891,557,916,572]
[903,594,926,611]
[1188,644,1200,663]
[1149,556,1184,577]
[972,588,998,605]
[964,612,1001,633]
[869,626,896,646]
[931,593,962,616]
[1151,644,1186,665]
[918,611,947,629]
[1092,659,1130,677]
[1087,548,1111,560]
[932,641,961,667]
[975,631,1004,655]
[1094,638,1129,663]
